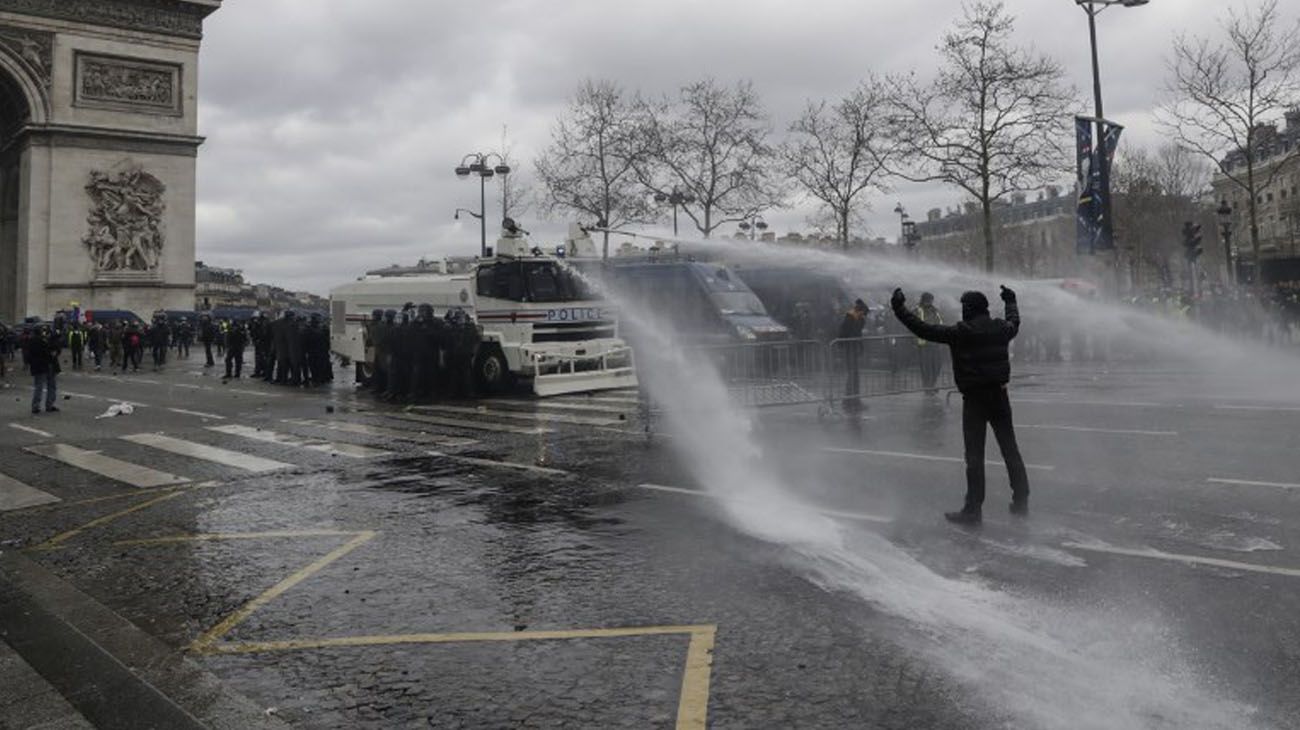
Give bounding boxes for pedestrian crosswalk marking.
[227,387,282,398]
[385,411,552,435]
[282,419,478,447]
[425,450,570,476]
[411,404,622,427]
[168,408,226,420]
[0,472,61,511]
[820,447,1056,472]
[493,399,634,415]
[24,443,190,488]
[1063,541,1300,579]
[8,423,54,438]
[121,433,292,472]
[208,424,390,458]
[1206,477,1300,490]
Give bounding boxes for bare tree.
[496,125,531,221]
[886,1,1073,272]
[783,79,895,249]
[637,79,785,238]
[1158,0,1300,293]
[1112,144,1212,288]
[534,79,656,256]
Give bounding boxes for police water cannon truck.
[329,222,637,396]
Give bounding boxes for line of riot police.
[363,303,482,403]
[231,310,334,386]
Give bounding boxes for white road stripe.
[172,383,205,390]
[167,408,226,420]
[493,399,634,415]
[411,404,622,427]
[283,419,478,447]
[228,387,281,398]
[1014,398,1163,408]
[426,450,570,476]
[821,447,1056,472]
[1207,477,1300,490]
[208,424,389,458]
[24,443,190,488]
[1063,542,1300,579]
[577,395,640,405]
[1214,404,1300,413]
[1018,424,1177,436]
[121,433,292,472]
[8,423,54,438]
[62,391,148,408]
[636,483,892,524]
[0,472,61,511]
[386,411,552,435]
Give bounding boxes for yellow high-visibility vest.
[916,305,942,345]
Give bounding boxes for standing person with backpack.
[122,322,144,373]
[25,325,61,414]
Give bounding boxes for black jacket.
[893,300,1019,392]
[24,334,60,376]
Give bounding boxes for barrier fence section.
[663,336,956,415]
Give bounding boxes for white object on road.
[95,403,135,419]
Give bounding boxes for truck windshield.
[524,262,592,303]
[699,267,765,316]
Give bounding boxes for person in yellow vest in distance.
[915,292,944,393]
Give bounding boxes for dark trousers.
[204,342,214,366]
[918,346,943,390]
[961,386,1029,509]
[225,350,243,378]
[151,344,166,367]
[71,348,82,370]
[32,372,56,411]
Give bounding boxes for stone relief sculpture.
[80,57,176,109]
[83,166,167,273]
[0,24,53,89]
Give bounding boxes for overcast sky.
[194,0,1300,295]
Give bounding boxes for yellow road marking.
[188,530,377,653]
[114,529,362,546]
[677,626,716,730]
[207,624,716,653]
[31,491,184,551]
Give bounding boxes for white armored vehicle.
[329,224,636,396]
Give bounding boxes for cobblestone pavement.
[1,358,1298,729]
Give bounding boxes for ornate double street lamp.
[738,215,768,241]
[454,152,511,257]
[1217,200,1235,286]
[654,187,695,236]
[894,203,919,251]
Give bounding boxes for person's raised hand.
[1000,285,1016,303]
[891,288,906,310]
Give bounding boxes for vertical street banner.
[1075,117,1097,254]
[1076,116,1124,254]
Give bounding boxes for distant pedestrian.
[199,314,216,367]
[88,322,106,371]
[224,322,247,379]
[123,323,144,372]
[837,299,869,411]
[914,292,944,393]
[24,325,61,414]
[892,286,1029,524]
[67,323,86,371]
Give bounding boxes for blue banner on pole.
[1076,116,1123,254]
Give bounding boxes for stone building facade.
[1211,110,1300,283]
[0,0,220,323]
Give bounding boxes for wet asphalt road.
[0,354,1298,729]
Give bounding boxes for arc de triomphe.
[0,0,220,323]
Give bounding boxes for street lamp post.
[1217,200,1235,286]
[654,188,695,237]
[738,215,768,241]
[1075,0,1147,273]
[454,152,511,257]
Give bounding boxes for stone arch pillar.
[0,0,221,324]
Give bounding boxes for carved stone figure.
[82,166,167,273]
[0,24,53,89]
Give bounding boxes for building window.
[1267,192,1274,202]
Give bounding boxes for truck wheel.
[355,361,373,386]
[475,347,511,394]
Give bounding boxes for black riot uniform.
[445,307,480,399]
[407,304,442,403]
[383,309,414,402]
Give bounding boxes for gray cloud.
[196,0,1299,294]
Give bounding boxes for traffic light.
[1181,221,1203,262]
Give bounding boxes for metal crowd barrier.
[660,335,956,416]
